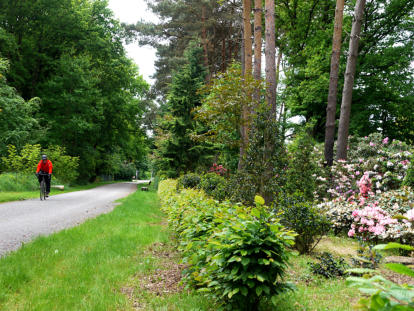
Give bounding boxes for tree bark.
[275,48,282,110]
[239,0,252,170]
[253,0,262,110]
[243,0,253,76]
[222,38,226,72]
[324,0,345,166]
[336,0,366,160]
[265,0,276,116]
[253,0,262,82]
[201,6,209,71]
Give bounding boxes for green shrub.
[199,172,228,201]
[403,156,414,188]
[177,173,201,190]
[347,243,414,310]
[285,124,319,201]
[201,202,295,310]
[2,144,79,184]
[309,252,349,279]
[158,181,296,310]
[43,145,79,184]
[0,173,65,192]
[274,193,330,254]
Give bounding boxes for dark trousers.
[37,174,51,193]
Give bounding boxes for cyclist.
[36,154,53,197]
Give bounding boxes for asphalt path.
[0,182,138,257]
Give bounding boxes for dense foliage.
[158,180,295,310]
[2,144,79,184]
[0,0,150,181]
[347,243,414,310]
[152,44,214,177]
[309,252,349,279]
[127,0,242,98]
[274,194,330,254]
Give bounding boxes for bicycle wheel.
[40,179,46,201]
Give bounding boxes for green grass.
[0,190,172,310]
[0,181,120,203]
[0,189,361,311]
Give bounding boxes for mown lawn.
[0,189,209,310]
[0,181,121,203]
[0,188,361,311]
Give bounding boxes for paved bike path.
[0,183,137,257]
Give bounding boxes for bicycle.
[36,172,49,201]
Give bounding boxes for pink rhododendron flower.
[382,137,389,144]
[404,209,414,222]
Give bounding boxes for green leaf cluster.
[403,155,414,188]
[347,243,414,310]
[274,193,330,254]
[153,44,214,177]
[2,144,79,184]
[0,0,150,181]
[199,173,229,202]
[158,180,296,310]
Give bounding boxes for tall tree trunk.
[239,0,252,170]
[201,6,209,71]
[253,0,262,82]
[265,0,276,116]
[275,48,282,110]
[222,38,226,72]
[336,0,366,160]
[243,0,253,76]
[324,0,345,166]
[253,0,262,110]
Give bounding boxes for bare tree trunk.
[275,48,282,110]
[336,0,366,160]
[201,6,209,71]
[243,0,253,76]
[222,38,226,72]
[253,0,262,82]
[239,0,252,170]
[324,0,345,166]
[265,0,276,116]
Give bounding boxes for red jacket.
[36,160,53,174]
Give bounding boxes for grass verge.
[0,189,174,310]
[0,181,121,203]
[0,187,362,311]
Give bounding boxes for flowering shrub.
[314,134,412,202]
[209,163,227,176]
[319,185,414,242]
[348,203,398,239]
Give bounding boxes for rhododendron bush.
[314,134,412,202]
[319,176,414,243]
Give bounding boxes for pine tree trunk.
[201,6,209,71]
[239,0,252,170]
[243,0,253,76]
[275,48,282,110]
[336,0,366,160]
[253,0,262,82]
[265,0,276,116]
[324,0,345,166]
[222,38,226,72]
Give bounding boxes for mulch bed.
[121,242,187,310]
